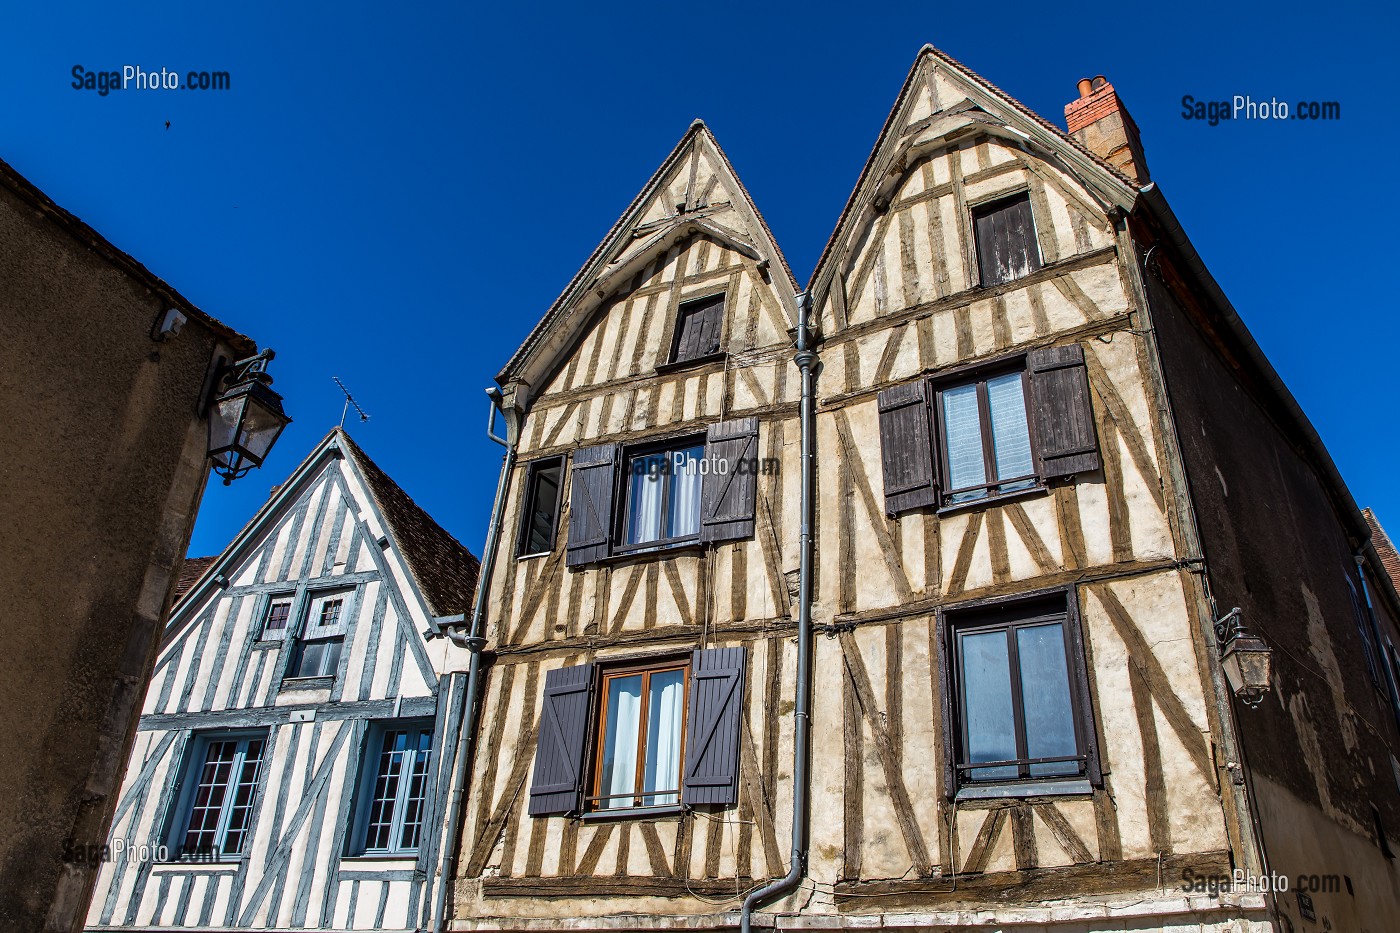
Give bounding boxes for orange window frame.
[589,660,690,810]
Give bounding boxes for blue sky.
[2,1,1395,557]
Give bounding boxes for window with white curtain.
[938,369,1036,505]
[592,661,688,810]
[621,439,705,548]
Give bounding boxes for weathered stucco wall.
[1144,250,1400,928]
[0,172,253,931]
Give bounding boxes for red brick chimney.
[1064,75,1150,184]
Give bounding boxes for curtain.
[942,384,986,498]
[667,445,704,539]
[601,675,643,807]
[1016,622,1078,776]
[959,630,1019,781]
[643,669,686,805]
[626,455,665,543]
[987,372,1034,487]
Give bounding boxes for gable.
[498,122,799,401]
[809,45,1139,325]
[146,433,462,715]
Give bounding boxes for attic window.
[667,294,725,366]
[973,193,1042,286]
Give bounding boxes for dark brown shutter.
[682,646,745,806]
[1027,344,1100,480]
[699,418,759,544]
[672,295,725,364]
[878,381,939,517]
[565,444,617,567]
[527,663,594,816]
[974,194,1041,286]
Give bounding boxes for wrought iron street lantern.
[207,349,291,485]
[1214,607,1273,707]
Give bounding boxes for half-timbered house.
[449,46,1400,933]
[85,429,478,932]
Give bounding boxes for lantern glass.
[1221,635,1273,701]
[208,379,290,481]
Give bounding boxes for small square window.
[351,722,434,855]
[261,597,293,639]
[167,731,268,860]
[590,660,689,811]
[285,589,351,681]
[518,456,564,557]
[973,193,1041,286]
[619,439,705,549]
[668,294,724,366]
[942,594,1097,795]
[936,368,1037,506]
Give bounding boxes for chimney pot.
[1063,75,1150,184]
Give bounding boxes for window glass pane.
[600,675,643,807]
[642,669,686,806]
[524,461,562,554]
[222,740,264,854]
[666,445,704,539]
[290,637,343,678]
[398,731,432,851]
[942,383,987,500]
[958,630,1019,781]
[626,454,666,544]
[1016,622,1081,777]
[263,600,291,636]
[366,730,406,851]
[987,372,1034,487]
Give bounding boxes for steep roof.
[1365,509,1400,594]
[172,556,217,602]
[807,44,1138,305]
[496,119,800,393]
[337,430,480,618]
[171,428,477,621]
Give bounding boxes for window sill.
[600,540,706,565]
[655,352,726,375]
[279,676,335,691]
[153,858,242,870]
[515,550,552,562]
[937,484,1048,517]
[340,852,420,863]
[581,804,684,823]
[955,778,1092,800]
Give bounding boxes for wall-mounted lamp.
[1215,607,1273,707]
[207,349,292,485]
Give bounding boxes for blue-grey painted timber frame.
[86,430,471,932]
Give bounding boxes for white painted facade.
[86,430,475,932]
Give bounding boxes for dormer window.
[667,294,725,366]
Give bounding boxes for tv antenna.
[333,376,370,428]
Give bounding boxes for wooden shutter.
[878,381,939,517]
[672,295,725,364]
[975,194,1041,286]
[527,663,594,816]
[565,444,617,567]
[1027,344,1100,480]
[682,646,746,805]
[699,418,759,544]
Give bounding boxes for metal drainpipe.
[740,294,816,933]
[425,388,515,933]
